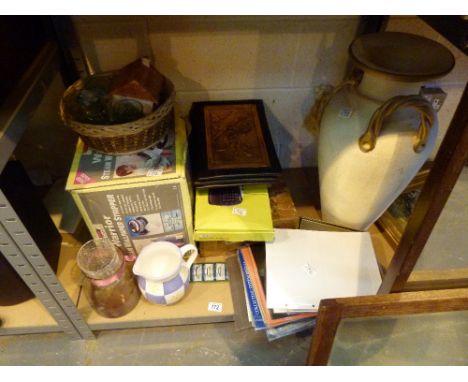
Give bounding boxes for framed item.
[204,103,271,170]
[377,162,432,249]
[188,99,282,187]
[378,83,467,294]
[307,288,468,365]
[299,217,354,232]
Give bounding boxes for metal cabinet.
[0,41,94,339]
[1,16,466,341]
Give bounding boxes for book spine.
[265,318,316,342]
[237,250,266,330]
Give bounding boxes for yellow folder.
[194,185,274,242]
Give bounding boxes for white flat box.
[266,228,382,312]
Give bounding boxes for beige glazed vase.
[318,32,455,231]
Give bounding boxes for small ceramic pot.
[132,241,198,305]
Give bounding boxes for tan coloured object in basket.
[60,72,175,155]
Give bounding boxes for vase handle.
[359,95,435,153]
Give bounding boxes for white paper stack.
[266,228,382,313]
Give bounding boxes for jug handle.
[359,95,435,153]
[180,244,198,269]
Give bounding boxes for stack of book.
[189,100,282,188]
[236,245,317,341]
[189,99,282,243]
[231,228,383,340]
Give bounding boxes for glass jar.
[76,239,140,318]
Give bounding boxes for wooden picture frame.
[377,163,432,249]
[306,288,468,365]
[378,82,468,293]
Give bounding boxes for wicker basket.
[60,72,175,155]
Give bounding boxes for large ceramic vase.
[318,32,455,231]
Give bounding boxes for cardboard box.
[199,241,242,258]
[66,114,193,258]
[269,176,299,229]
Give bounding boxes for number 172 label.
[208,302,223,313]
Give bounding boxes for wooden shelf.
[0,231,81,336]
[0,226,234,335]
[0,299,61,336]
[0,167,394,336]
[42,180,236,332]
[59,167,394,332]
[55,210,235,331]
[75,255,234,330]
[56,231,88,305]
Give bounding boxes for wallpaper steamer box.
[66,114,193,258]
